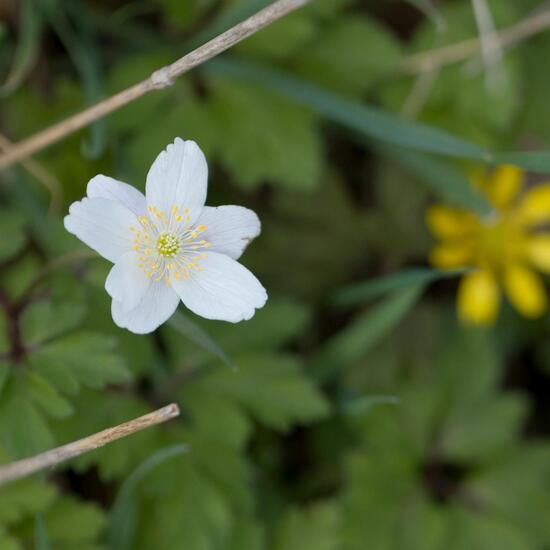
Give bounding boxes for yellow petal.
[526,235,550,274]
[429,243,472,269]
[426,206,478,240]
[458,270,500,326]
[518,184,550,225]
[503,264,547,318]
[484,165,524,209]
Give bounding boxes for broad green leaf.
[29,331,130,394]
[192,354,330,430]
[207,77,322,189]
[294,15,402,96]
[205,58,488,160]
[0,209,27,262]
[108,444,189,550]
[313,285,424,382]
[0,480,55,525]
[272,502,340,550]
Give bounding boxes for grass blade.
[332,267,465,307]
[108,444,189,550]
[205,57,488,160]
[168,311,236,370]
[312,285,424,382]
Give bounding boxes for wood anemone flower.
[65,138,267,334]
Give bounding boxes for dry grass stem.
[0,403,180,486]
[0,133,63,214]
[402,8,550,73]
[0,0,310,171]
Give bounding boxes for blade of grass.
[332,267,465,307]
[168,311,236,370]
[0,0,43,97]
[34,515,51,550]
[108,443,189,550]
[383,147,491,215]
[205,57,489,160]
[312,285,424,382]
[40,0,106,158]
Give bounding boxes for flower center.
[477,214,526,267]
[156,232,181,257]
[130,204,211,286]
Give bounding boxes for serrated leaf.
[29,331,131,393]
[207,78,322,189]
[195,353,330,430]
[295,15,402,96]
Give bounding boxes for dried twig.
[401,8,550,73]
[0,0,310,171]
[471,0,506,92]
[0,133,63,214]
[0,403,180,486]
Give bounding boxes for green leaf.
[0,209,27,262]
[207,78,322,189]
[42,495,105,547]
[332,267,463,307]
[29,331,131,394]
[313,285,424,382]
[191,354,330,431]
[294,15,402,95]
[26,371,73,419]
[339,394,400,416]
[272,502,340,550]
[0,0,42,97]
[385,147,491,215]
[34,515,51,550]
[205,58,487,160]
[167,311,235,370]
[0,480,55,525]
[108,444,189,550]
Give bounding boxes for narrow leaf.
[34,514,51,550]
[168,311,236,370]
[108,444,189,550]
[312,285,424,382]
[332,267,464,307]
[205,58,488,160]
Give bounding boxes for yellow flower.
[426,165,550,326]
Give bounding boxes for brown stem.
[0,403,180,486]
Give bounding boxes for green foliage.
[3,0,550,548]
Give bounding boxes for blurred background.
[2,0,550,548]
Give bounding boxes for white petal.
[111,283,180,334]
[64,197,139,263]
[145,138,207,225]
[87,175,147,217]
[195,205,261,260]
[172,252,267,323]
[105,251,150,312]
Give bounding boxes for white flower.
[64,138,267,334]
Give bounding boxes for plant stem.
[0,0,310,171]
[401,8,550,73]
[0,403,180,486]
